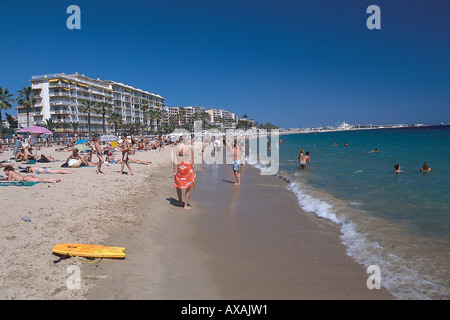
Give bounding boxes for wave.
[283,176,450,300]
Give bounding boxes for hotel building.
[206,108,238,129]
[163,106,237,129]
[21,73,166,133]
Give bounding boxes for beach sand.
[0,145,173,299]
[0,143,393,300]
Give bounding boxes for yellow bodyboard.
[52,243,126,259]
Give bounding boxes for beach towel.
[0,181,39,187]
[173,161,196,190]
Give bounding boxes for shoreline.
[87,162,392,299]
[1,143,393,299]
[191,164,393,299]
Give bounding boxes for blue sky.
[1,0,449,128]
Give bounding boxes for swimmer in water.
[420,162,431,172]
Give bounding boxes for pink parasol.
[16,126,53,161]
[17,126,53,135]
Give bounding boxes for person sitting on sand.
[24,147,36,161]
[23,166,75,174]
[420,162,431,172]
[3,165,61,183]
[15,148,27,162]
[394,164,403,173]
[64,148,91,167]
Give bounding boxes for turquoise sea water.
[265,126,449,299]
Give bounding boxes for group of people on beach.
[0,132,172,186]
[171,135,248,209]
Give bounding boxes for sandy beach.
[0,142,392,300]
[0,144,173,299]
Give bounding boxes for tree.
[140,100,150,133]
[257,122,279,130]
[147,109,155,133]
[16,86,37,128]
[153,109,163,133]
[177,107,186,126]
[60,120,71,134]
[108,112,123,136]
[94,101,112,134]
[79,100,96,136]
[71,121,80,136]
[42,118,57,131]
[0,87,14,130]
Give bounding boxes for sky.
[1,0,449,128]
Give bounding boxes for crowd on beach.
[0,133,175,185]
[1,131,252,210]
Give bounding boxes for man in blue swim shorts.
[232,141,241,185]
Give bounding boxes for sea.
[253,125,450,300]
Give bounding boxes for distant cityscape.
[1,72,448,135]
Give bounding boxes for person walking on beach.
[172,136,196,209]
[120,133,133,175]
[93,136,104,174]
[232,141,241,185]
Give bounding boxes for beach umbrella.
[76,139,88,145]
[17,126,53,135]
[16,126,53,161]
[74,144,90,152]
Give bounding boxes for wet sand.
[85,162,393,300]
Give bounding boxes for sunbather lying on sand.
[23,166,75,174]
[3,165,61,183]
[106,154,152,165]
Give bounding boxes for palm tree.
[177,107,186,126]
[0,87,14,130]
[200,111,211,129]
[108,112,123,136]
[60,120,71,134]
[147,109,156,133]
[79,100,96,137]
[94,101,112,134]
[71,121,80,136]
[42,118,57,132]
[140,100,150,133]
[153,109,163,134]
[16,86,37,128]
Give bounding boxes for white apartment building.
[162,106,207,125]
[206,108,238,129]
[21,73,165,133]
